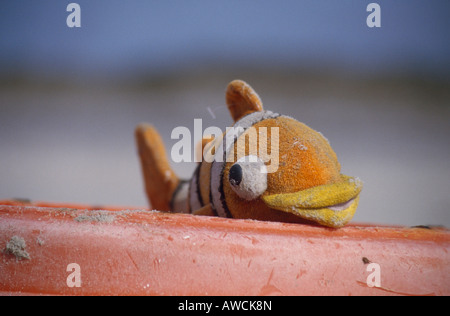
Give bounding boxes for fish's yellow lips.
[262,175,363,228]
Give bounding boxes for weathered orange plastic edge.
[1,200,449,296]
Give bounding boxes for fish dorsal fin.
[226,80,263,122]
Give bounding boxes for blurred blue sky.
[1,0,450,78]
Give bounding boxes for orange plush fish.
[135,80,362,228]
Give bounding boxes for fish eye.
[228,155,267,200]
[229,164,243,186]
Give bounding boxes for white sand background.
[0,71,449,227]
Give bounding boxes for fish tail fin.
[135,124,179,211]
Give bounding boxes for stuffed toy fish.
[135,80,362,228]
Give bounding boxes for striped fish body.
[172,110,281,218]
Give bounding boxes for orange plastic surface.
[1,200,449,296]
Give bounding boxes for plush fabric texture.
[229,156,268,201]
[135,79,362,228]
[226,79,264,122]
[221,116,362,226]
